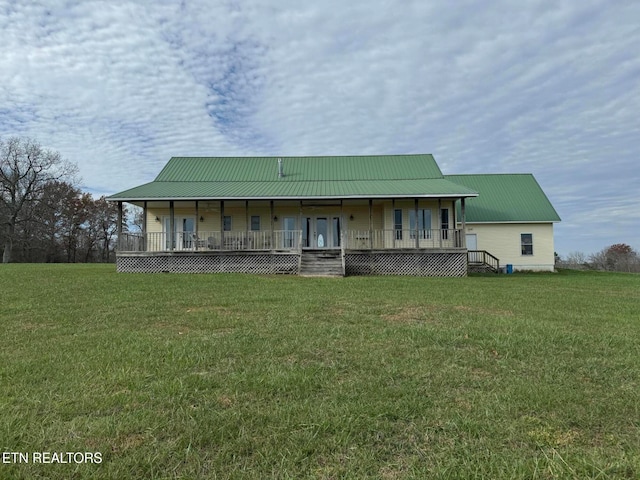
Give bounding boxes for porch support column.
[392,198,396,249]
[300,201,304,249]
[220,200,225,250]
[142,201,147,251]
[246,200,249,250]
[461,198,467,248]
[270,200,274,250]
[438,198,442,248]
[369,199,373,250]
[117,201,123,250]
[414,198,419,249]
[195,200,199,250]
[169,201,175,251]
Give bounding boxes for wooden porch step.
[300,250,343,276]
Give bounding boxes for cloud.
[0,0,638,254]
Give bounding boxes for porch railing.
[344,229,464,249]
[117,231,302,252]
[118,228,464,252]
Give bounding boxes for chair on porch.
[207,236,220,250]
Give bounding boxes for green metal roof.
[155,154,445,181]
[109,155,478,201]
[447,174,561,223]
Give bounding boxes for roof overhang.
[459,220,560,224]
[109,193,479,202]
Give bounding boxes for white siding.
[461,223,556,271]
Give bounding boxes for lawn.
[0,265,639,479]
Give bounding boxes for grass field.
[0,265,639,479]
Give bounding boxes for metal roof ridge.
[168,153,435,159]
[152,177,447,183]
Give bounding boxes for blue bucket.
[506,264,513,274]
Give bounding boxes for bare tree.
[561,251,589,270]
[82,196,119,262]
[129,204,144,233]
[589,243,640,273]
[0,137,77,263]
[27,181,83,262]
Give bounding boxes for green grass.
[1,265,639,479]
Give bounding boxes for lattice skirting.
[117,252,299,274]
[345,251,467,277]
[117,251,466,276]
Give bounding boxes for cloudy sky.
[1,0,638,255]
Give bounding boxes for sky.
[1,0,638,256]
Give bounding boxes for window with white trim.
[394,209,403,240]
[521,233,533,255]
[410,209,432,239]
[250,215,261,231]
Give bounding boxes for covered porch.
[115,197,469,276]
[116,198,468,252]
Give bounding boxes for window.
[410,209,432,239]
[521,233,533,255]
[250,215,261,231]
[441,208,449,240]
[394,209,403,240]
[223,215,232,231]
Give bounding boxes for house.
[446,174,561,272]
[107,154,560,276]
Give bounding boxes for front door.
[303,216,340,249]
[316,218,328,248]
[164,216,195,250]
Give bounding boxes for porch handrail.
[117,232,145,252]
[467,250,500,272]
[344,229,464,249]
[119,229,464,253]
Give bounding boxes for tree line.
[1,136,128,264]
[557,244,640,273]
